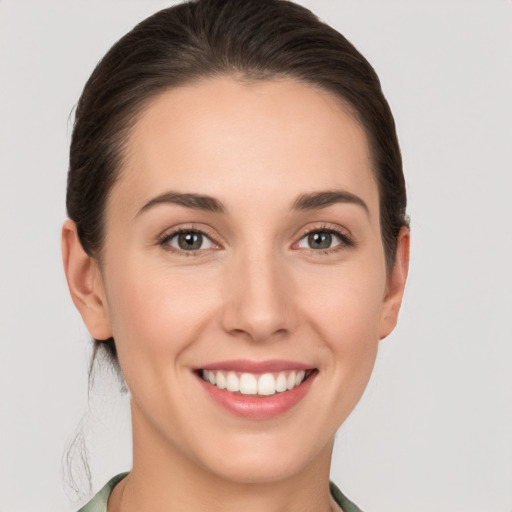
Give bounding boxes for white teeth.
[257,373,276,396]
[286,371,296,390]
[226,371,240,392]
[202,369,310,395]
[239,373,258,395]
[275,372,287,392]
[216,371,226,389]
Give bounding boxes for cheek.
[304,259,385,329]
[103,257,221,368]
[298,257,386,371]
[284,257,386,431]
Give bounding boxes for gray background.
[1,1,511,511]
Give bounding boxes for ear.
[61,219,113,340]
[379,226,410,340]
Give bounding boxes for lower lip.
[196,372,317,420]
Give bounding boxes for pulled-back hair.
[67,0,408,370]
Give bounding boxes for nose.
[220,248,298,343]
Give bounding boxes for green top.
[77,473,363,512]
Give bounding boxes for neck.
[109,401,338,512]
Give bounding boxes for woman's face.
[82,77,407,483]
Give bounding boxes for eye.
[297,230,345,250]
[165,230,215,251]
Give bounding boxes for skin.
[62,77,409,512]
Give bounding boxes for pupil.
[178,232,202,250]
[309,232,331,249]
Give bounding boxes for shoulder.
[76,473,129,512]
[330,481,364,512]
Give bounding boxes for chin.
[190,431,332,485]
[203,452,312,485]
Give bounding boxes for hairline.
[93,71,386,267]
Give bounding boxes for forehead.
[114,77,378,217]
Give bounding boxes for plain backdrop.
[1,1,511,511]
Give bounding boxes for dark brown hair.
[67,0,408,369]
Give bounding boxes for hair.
[67,0,408,372]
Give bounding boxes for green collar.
[77,473,363,512]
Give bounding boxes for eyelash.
[296,225,356,255]
[157,224,355,256]
[157,227,220,256]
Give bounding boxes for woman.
[62,0,409,510]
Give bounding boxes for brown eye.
[167,231,214,251]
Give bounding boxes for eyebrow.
[137,192,225,216]
[291,190,369,215]
[137,189,369,217]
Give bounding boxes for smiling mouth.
[197,369,316,396]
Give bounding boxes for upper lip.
[196,359,314,373]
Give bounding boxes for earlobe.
[61,219,113,341]
[379,226,410,340]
